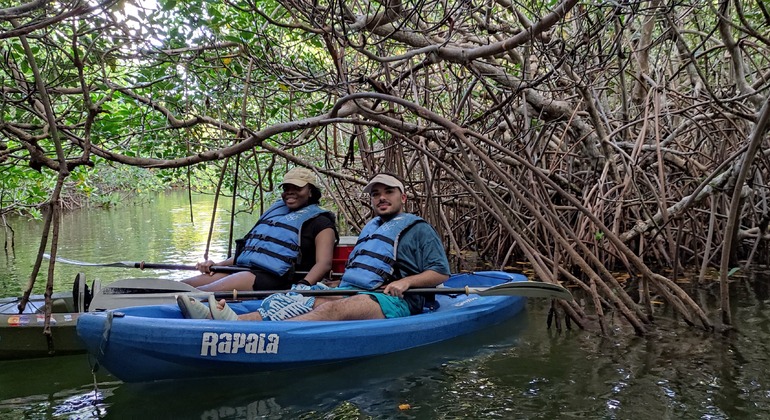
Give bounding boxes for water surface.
[1,191,255,296]
[2,192,770,418]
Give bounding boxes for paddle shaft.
[129,262,248,273]
[70,260,317,276]
[210,288,455,299]
[103,286,472,298]
[92,278,573,311]
[203,281,573,301]
[46,254,263,274]
[48,252,574,301]
[46,254,574,300]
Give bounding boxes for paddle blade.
[472,281,574,301]
[43,253,135,267]
[44,253,99,266]
[88,278,201,311]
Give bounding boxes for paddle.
[211,281,574,300]
[44,256,569,299]
[87,277,573,311]
[96,278,573,300]
[43,254,249,274]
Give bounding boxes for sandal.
[176,295,212,319]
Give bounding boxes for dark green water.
[2,192,770,419]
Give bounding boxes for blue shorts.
[336,287,411,318]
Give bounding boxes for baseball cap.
[363,174,404,194]
[281,167,318,188]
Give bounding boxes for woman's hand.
[196,257,235,275]
[196,260,215,275]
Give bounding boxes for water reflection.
[198,398,283,420]
[99,314,530,419]
[5,194,770,418]
[0,354,113,419]
[52,390,107,419]
[0,191,256,296]
[0,312,529,419]
[4,297,770,419]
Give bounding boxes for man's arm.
[383,269,449,298]
[384,222,450,297]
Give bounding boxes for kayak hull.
[77,271,529,383]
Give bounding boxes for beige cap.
[363,174,404,194]
[281,167,318,188]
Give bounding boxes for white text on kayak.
[201,332,280,356]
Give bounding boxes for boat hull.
[0,294,82,360]
[77,271,528,382]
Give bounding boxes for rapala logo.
[200,332,280,356]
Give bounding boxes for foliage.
[4,0,770,332]
[0,162,49,219]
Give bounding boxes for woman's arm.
[302,228,336,283]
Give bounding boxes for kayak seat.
[51,297,72,313]
[72,273,93,313]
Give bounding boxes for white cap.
[363,174,404,194]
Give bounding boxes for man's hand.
[383,278,411,298]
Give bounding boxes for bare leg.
[289,295,385,321]
[214,293,382,322]
[238,311,264,321]
[193,272,257,292]
[310,296,342,308]
[215,299,264,321]
[181,272,230,288]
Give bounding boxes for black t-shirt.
[235,211,337,290]
[295,212,337,272]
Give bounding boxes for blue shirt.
[395,222,450,277]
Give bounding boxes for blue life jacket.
[235,201,331,276]
[340,213,424,290]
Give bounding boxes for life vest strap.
[241,246,295,265]
[356,233,395,247]
[355,249,396,266]
[252,234,300,252]
[347,261,396,283]
[261,220,299,233]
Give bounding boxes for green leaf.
[160,0,177,11]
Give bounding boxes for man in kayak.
[179,172,450,321]
[178,167,338,293]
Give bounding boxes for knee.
[313,299,340,312]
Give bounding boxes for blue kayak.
[77,271,529,383]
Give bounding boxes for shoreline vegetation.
[3,0,770,335]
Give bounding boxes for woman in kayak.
[180,167,338,292]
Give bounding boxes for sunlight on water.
[51,390,106,418]
[0,191,257,294]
